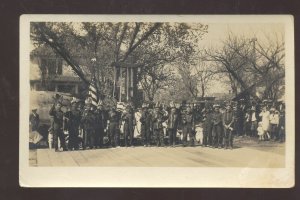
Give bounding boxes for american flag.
[87,79,98,107]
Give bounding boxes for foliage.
[31,22,208,102]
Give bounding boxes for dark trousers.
[207,127,212,146]
[279,127,285,142]
[53,128,66,150]
[270,124,278,140]
[109,122,119,147]
[237,120,244,136]
[212,125,223,147]
[168,128,177,146]
[141,124,151,146]
[244,121,251,136]
[68,129,79,150]
[182,126,194,146]
[154,129,164,146]
[95,127,104,148]
[124,125,134,146]
[202,130,209,146]
[83,129,95,149]
[224,128,234,148]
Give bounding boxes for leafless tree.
[203,33,284,101]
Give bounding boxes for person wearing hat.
[249,106,258,137]
[181,106,196,147]
[152,103,166,147]
[211,104,223,148]
[202,104,213,147]
[29,108,40,132]
[94,101,108,148]
[64,101,81,150]
[49,100,67,152]
[236,99,247,136]
[259,106,271,140]
[269,107,279,141]
[278,107,285,143]
[122,105,136,147]
[167,106,179,147]
[140,103,152,147]
[222,103,235,149]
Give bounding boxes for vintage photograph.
[20,15,294,187]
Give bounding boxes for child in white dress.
[257,122,264,141]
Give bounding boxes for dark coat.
[49,106,64,131]
[222,110,235,128]
[95,109,108,129]
[152,111,166,130]
[29,113,40,131]
[181,111,195,130]
[140,109,152,128]
[81,110,96,130]
[64,110,81,131]
[167,112,179,129]
[122,111,136,129]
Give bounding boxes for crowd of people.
[29,95,286,152]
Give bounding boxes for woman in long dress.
[134,108,142,138]
[259,106,270,140]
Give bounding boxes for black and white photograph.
[19,15,294,187]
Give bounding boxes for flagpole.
[126,66,129,101]
[119,67,122,102]
[113,66,116,99]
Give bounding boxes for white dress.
[134,111,142,138]
[259,111,270,131]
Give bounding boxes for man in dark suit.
[49,100,67,152]
[181,106,195,147]
[223,103,235,149]
[64,102,81,150]
[211,104,223,148]
[122,105,136,147]
[94,102,107,148]
[107,107,121,148]
[81,104,96,149]
[140,103,152,147]
[152,103,166,147]
[167,106,179,147]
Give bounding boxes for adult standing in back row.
[211,104,223,148]
[167,105,179,147]
[222,103,235,149]
[49,100,67,152]
[259,106,270,140]
[181,106,195,147]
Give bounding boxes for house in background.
[30,46,87,96]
